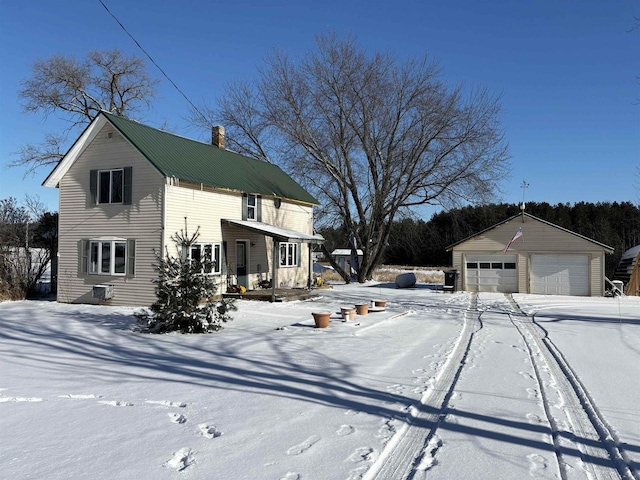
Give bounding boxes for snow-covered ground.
[1,283,638,479]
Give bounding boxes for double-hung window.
[279,242,298,267]
[242,193,261,221]
[98,169,124,204]
[90,167,132,205]
[246,194,256,220]
[89,240,127,275]
[189,243,221,274]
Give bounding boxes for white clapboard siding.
[164,185,314,290]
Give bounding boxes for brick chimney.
[211,125,225,149]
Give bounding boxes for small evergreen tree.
[136,228,236,333]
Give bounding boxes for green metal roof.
[104,112,318,205]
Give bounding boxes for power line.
[97,0,211,127]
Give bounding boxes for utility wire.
[97,0,211,128]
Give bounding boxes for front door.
[236,241,248,288]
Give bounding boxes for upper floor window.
[90,167,132,205]
[279,242,299,267]
[189,243,221,275]
[247,194,257,220]
[242,193,261,221]
[99,169,123,204]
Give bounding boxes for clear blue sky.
[1,0,638,215]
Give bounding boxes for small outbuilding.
[331,248,363,274]
[446,212,614,296]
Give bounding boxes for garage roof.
[446,212,614,252]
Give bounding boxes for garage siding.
[448,214,612,296]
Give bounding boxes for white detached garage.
[446,212,614,296]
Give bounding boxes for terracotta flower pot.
[355,303,369,316]
[340,307,356,321]
[374,300,387,307]
[312,312,331,328]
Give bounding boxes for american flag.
[502,227,523,254]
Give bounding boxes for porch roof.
[221,219,325,244]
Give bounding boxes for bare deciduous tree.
[195,34,510,281]
[0,196,56,300]
[12,49,158,174]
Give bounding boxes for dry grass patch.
[318,265,445,284]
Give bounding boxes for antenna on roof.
[520,180,529,222]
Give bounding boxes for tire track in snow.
[506,295,637,480]
[364,294,481,480]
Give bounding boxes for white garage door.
[530,255,589,296]
[465,255,518,293]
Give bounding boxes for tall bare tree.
[195,34,510,281]
[12,49,158,175]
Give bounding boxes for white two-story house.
[43,111,323,306]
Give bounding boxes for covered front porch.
[221,219,325,302]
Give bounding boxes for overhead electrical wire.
[97,0,211,128]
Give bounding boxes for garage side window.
[504,263,516,269]
[466,262,478,269]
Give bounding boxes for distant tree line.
[318,201,640,278]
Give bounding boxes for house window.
[189,243,221,274]
[98,169,124,204]
[279,242,298,267]
[247,194,257,220]
[89,240,127,275]
[90,168,132,205]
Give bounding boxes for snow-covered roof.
[221,219,324,244]
[331,249,363,256]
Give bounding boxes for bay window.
[89,240,127,275]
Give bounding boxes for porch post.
[308,243,312,290]
[271,237,277,302]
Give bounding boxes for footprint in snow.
[526,413,542,424]
[279,473,300,480]
[527,453,548,476]
[145,400,187,408]
[163,447,194,471]
[198,423,223,439]
[59,394,101,400]
[344,409,360,416]
[526,388,539,400]
[0,396,43,403]
[286,435,320,455]
[348,447,374,463]
[386,384,404,394]
[169,413,187,424]
[519,371,534,380]
[99,400,134,407]
[336,424,355,436]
